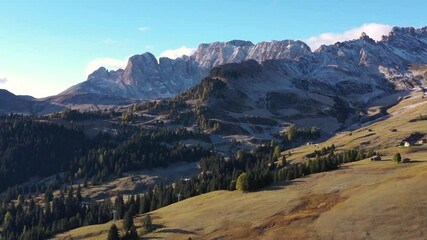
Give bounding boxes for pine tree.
[139,195,146,214]
[76,185,82,203]
[114,195,125,219]
[3,211,12,232]
[45,188,54,202]
[123,211,134,232]
[356,149,365,160]
[107,224,120,240]
[287,125,297,141]
[273,145,281,161]
[129,225,139,239]
[281,155,287,166]
[143,214,153,233]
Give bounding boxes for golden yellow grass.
[53,156,427,240]
[287,90,427,162]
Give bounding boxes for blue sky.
[0,0,426,97]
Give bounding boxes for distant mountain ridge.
[0,89,33,113]
[0,89,63,114]
[59,40,311,100]
[62,26,427,102]
[2,26,427,114]
[169,27,427,138]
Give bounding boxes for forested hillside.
[0,115,91,190]
[0,114,214,239]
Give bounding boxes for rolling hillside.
[53,80,427,239]
[53,158,427,240]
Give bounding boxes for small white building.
[403,141,411,147]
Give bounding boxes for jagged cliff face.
[60,40,312,100]
[171,27,427,137]
[49,26,427,109]
[295,27,427,93]
[2,26,427,127]
[193,40,311,69]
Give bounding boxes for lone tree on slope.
[393,152,402,163]
[236,172,249,192]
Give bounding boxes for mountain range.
[1,26,427,115]
[60,39,311,100]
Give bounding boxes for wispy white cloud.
[159,46,196,59]
[84,58,128,77]
[138,26,149,32]
[0,76,7,84]
[306,23,393,51]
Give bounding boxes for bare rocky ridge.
[59,40,311,101]
[168,27,427,145]
[2,26,427,116]
[59,26,427,104]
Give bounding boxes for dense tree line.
[0,117,92,190]
[72,136,210,183]
[133,100,188,115]
[167,109,194,126]
[0,115,211,190]
[50,109,117,121]
[0,185,111,240]
[0,114,377,240]
[175,77,227,103]
[0,115,215,239]
[305,144,336,158]
[0,115,212,206]
[0,142,374,239]
[135,144,376,215]
[280,125,320,146]
[194,105,221,132]
[115,125,211,144]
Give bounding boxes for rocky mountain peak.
[226,40,254,47]
[359,32,374,42]
[193,39,311,69]
[249,40,311,61]
[122,52,159,87]
[127,52,158,66]
[390,26,416,35]
[88,67,109,79]
[383,26,427,42]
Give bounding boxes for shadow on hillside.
[370,160,425,163]
[261,180,305,192]
[405,160,424,163]
[149,223,165,231]
[156,228,196,234]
